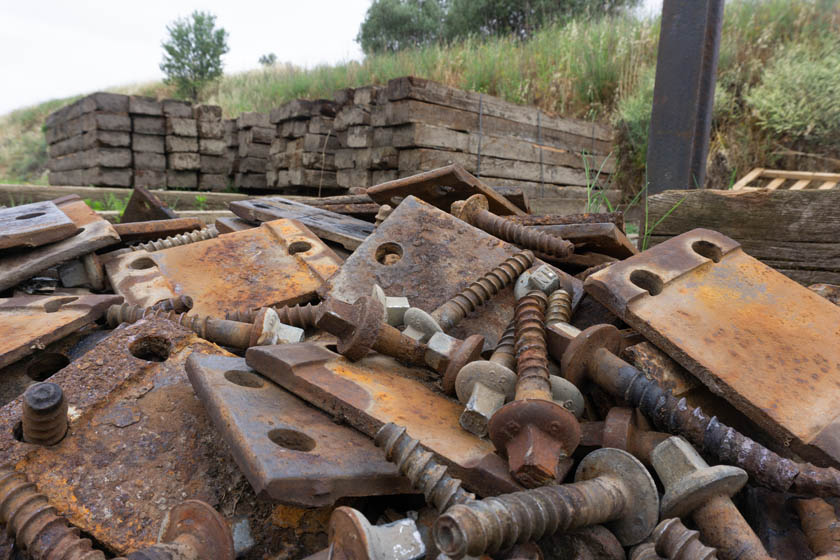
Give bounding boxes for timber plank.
[0,201,80,250]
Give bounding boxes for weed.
[194,195,208,211]
[83,193,130,222]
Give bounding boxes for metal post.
[645,0,724,195]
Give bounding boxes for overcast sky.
[0,0,664,115]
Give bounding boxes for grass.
[83,193,130,221]
[1,0,838,193]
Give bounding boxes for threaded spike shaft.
[630,543,664,560]
[0,468,106,560]
[489,320,516,370]
[545,289,572,326]
[603,351,840,496]
[513,291,552,401]
[474,213,573,258]
[793,497,840,555]
[226,303,321,328]
[375,423,474,512]
[150,296,194,313]
[653,518,717,560]
[433,251,535,331]
[22,382,68,446]
[130,225,219,252]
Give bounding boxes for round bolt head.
[451,194,488,221]
[549,375,585,418]
[455,361,517,404]
[514,265,561,300]
[560,324,623,388]
[251,308,305,346]
[329,506,425,560]
[574,448,659,546]
[24,382,64,413]
[402,307,442,343]
[442,335,485,395]
[159,500,235,560]
[660,465,748,519]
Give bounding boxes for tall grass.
[1,0,838,189]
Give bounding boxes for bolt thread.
[107,303,248,347]
[630,543,663,560]
[545,289,572,326]
[513,291,551,401]
[607,354,840,496]
[226,303,321,328]
[793,498,840,555]
[434,475,627,558]
[490,320,516,370]
[434,251,535,331]
[653,518,717,560]
[130,225,219,252]
[22,384,68,446]
[375,423,474,513]
[150,296,194,313]
[0,468,106,560]
[473,212,573,258]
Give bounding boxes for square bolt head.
[651,436,708,488]
[425,332,458,372]
[514,265,561,300]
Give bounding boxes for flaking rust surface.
[0,294,122,369]
[104,218,342,317]
[585,228,840,466]
[247,342,523,497]
[0,318,280,556]
[325,196,582,348]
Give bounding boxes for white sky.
[0,0,663,115]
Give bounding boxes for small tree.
[160,11,229,101]
[259,53,278,66]
[356,0,445,54]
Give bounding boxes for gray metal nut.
[514,264,561,300]
[371,284,411,327]
[424,331,458,372]
[255,308,306,345]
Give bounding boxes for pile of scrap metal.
[1,165,839,560]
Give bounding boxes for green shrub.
[746,40,840,143]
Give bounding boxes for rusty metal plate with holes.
[230,197,374,251]
[113,217,203,244]
[0,195,120,292]
[186,353,410,506]
[0,293,122,369]
[584,228,840,466]
[0,200,79,251]
[0,317,250,554]
[104,218,341,317]
[324,195,582,348]
[246,343,523,497]
[121,185,177,222]
[366,164,525,216]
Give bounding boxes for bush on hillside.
[746,41,840,144]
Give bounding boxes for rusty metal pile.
[1,166,839,560]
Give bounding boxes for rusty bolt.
[317,295,428,365]
[374,204,394,226]
[375,423,474,512]
[120,500,235,560]
[129,225,219,252]
[226,302,322,328]
[150,295,194,313]
[488,290,580,487]
[554,323,840,498]
[630,542,663,560]
[0,467,106,560]
[402,250,534,342]
[651,436,769,560]
[424,332,485,394]
[371,284,410,326]
[792,497,840,557]
[541,525,625,560]
[653,518,718,560]
[107,303,303,349]
[433,448,659,558]
[328,506,425,560]
[452,195,574,258]
[22,382,69,446]
[580,407,669,466]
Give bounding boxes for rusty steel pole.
[646,0,724,194]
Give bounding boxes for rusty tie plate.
[186,353,411,507]
[105,218,341,317]
[585,228,840,466]
[246,342,523,497]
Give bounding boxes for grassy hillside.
[1,0,838,193]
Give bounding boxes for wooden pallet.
[732,168,839,191]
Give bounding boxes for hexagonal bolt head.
[651,436,748,519]
[514,265,561,300]
[456,361,517,437]
[371,284,411,327]
[402,307,443,342]
[329,506,425,560]
[424,331,459,372]
[252,308,305,346]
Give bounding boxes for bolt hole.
[26,353,70,381]
[254,203,270,209]
[268,428,316,452]
[435,185,454,196]
[224,370,265,388]
[692,240,723,263]
[15,212,45,220]
[130,257,157,270]
[325,344,339,354]
[288,241,312,255]
[629,269,664,296]
[129,335,171,362]
[44,297,78,312]
[436,523,458,553]
[374,242,403,265]
[12,421,23,442]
